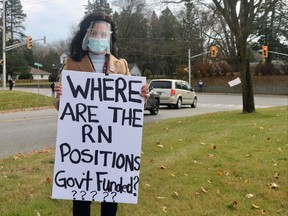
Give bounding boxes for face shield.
[82,21,112,55]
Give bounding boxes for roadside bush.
[144,69,152,80]
[217,62,233,76]
[18,73,33,80]
[48,75,57,82]
[255,63,279,75]
[193,63,212,77]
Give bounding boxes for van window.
[150,81,172,89]
[183,83,190,90]
[175,82,182,89]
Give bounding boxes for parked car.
[149,79,197,109]
[144,87,160,115]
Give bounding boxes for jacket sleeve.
[121,58,131,76]
[53,62,66,111]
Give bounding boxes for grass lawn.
[0,90,54,111]
[0,98,287,215]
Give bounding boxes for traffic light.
[27,36,32,49]
[211,45,217,58]
[262,46,268,58]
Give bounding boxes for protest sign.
[52,70,146,204]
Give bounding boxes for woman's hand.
[55,82,62,99]
[140,83,150,101]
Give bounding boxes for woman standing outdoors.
[54,12,149,216]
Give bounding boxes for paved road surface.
[0,87,287,159]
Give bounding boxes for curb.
[0,106,54,114]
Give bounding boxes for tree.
[4,0,26,41]
[86,0,113,15]
[0,0,28,78]
[211,0,278,113]
[157,7,183,77]
[31,42,63,77]
[112,0,149,70]
[162,0,279,113]
[253,1,288,64]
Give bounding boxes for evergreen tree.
[0,0,28,78]
[157,7,182,77]
[86,0,113,15]
[5,0,26,41]
[112,0,149,71]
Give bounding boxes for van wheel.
[176,98,182,109]
[150,99,159,115]
[191,97,197,108]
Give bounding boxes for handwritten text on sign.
[52,70,146,204]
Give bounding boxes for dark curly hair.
[69,12,118,61]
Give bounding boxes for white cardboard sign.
[228,77,241,87]
[52,70,146,204]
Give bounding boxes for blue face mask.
[87,37,108,54]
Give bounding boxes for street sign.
[34,62,42,67]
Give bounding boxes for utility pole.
[34,62,43,95]
[188,49,210,85]
[2,0,6,89]
[1,0,45,90]
[188,49,191,85]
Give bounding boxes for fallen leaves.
[161,206,167,213]
[245,193,254,199]
[201,187,208,193]
[216,171,223,176]
[158,165,166,170]
[170,173,176,177]
[268,182,279,189]
[251,204,260,209]
[274,172,280,178]
[207,179,212,184]
[45,177,52,184]
[210,144,216,149]
[173,191,179,197]
[230,200,238,209]
[145,183,151,187]
[208,153,214,158]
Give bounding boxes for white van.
[149,79,197,109]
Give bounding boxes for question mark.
[103,192,109,202]
[72,190,77,200]
[90,191,97,201]
[80,191,86,200]
[111,192,117,202]
[133,176,139,197]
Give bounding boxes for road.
[0,88,287,159]
[144,93,287,123]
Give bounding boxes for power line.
[22,0,71,9]
[118,43,187,57]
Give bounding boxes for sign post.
[34,62,42,94]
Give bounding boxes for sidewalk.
[14,87,53,97]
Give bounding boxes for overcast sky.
[21,0,86,43]
[20,0,179,44]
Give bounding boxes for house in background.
[60,51,69,64]
[129,63,141,76]
[27,67,52,80]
